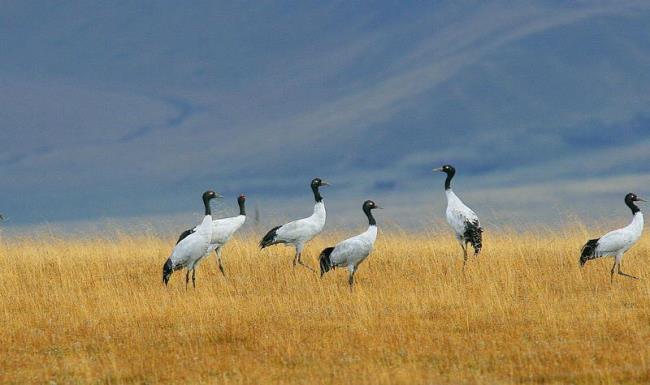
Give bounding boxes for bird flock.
[161,165,645,289]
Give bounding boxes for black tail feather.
[260,225,282,249]
[176,228,195,245]
[464,220,483,255]
[163,258,173,286]
[319,247,335,277]
[580,238,599,267]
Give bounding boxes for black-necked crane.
[433,164,483,267]
[318,200,380,288]
[259,178,329,271]
[162,190,221,288]
[580,193,645,282]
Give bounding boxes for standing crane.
[259,178,329,271]
[580,193,645,282]
[318,200,381,289]
[433,164,483,267]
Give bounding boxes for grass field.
[1,227,649,384]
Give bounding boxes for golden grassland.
[1,227,649,385]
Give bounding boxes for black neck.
[312,184,323,202]
[239,200,246,216]
[444,170,455,190]
[363,206,376,226]
[203,197,212,216]
[626,199,640,215]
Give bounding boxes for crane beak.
[637,197,646,202]
[215,192,224,199]
[432,167,443,172]
[320,181,330,186]
[376,206,384,209]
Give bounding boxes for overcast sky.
[2,1,650,232]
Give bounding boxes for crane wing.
[275,217,321,242]
[447,207,479,235]
[211,215,246,244]
[330,236,372,267]
[596,229,634,255]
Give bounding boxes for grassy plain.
[1,227,649,384]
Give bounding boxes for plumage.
[434,165,483,267]
[463,219,482,252]
[319,200,380,288]
[579,239,599,266]
[318,247,335,275]
[167,216,212,273]
[260,178,329,270]
[260,226,283,248]
[162,190,220,288]
[580,193,645,282]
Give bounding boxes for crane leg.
[617,262,639,280]
[348,267,356,291]
[215,247,225,277]
[460,242,468,270]
[618,270,639,280]
[185,270,190,290]
[292,246,300,268]
[192,269,197,288]
[295,252,316,273]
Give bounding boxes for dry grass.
[1,227,649,385]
